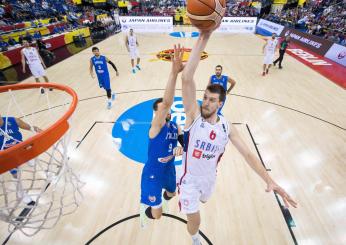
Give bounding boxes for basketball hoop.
[0,83,83,237]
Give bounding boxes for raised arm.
[229,123,297,208]
[181,31,212,127]
[149,44,184,138]
[15,118,42,133]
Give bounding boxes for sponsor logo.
[202,153,216,160]
[338,51,346,59]
[210,130,216,140]
[287,49,332,66]
[148,196,156,203]
[192,149,202,159]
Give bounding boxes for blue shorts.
[97,75,111,90]
[140,162,176,207]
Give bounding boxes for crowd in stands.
[264,0,346,46]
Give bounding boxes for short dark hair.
[215,65,223,70]
[206,84,226,102]
[92,47,99,52]
[153,98,163,111]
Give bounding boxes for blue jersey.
[0,117,23,150]
[145,121,178,169]
[211,74,228,92]
[141,121,179,206]
[91,55,111,90]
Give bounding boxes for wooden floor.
[1,26,346,245]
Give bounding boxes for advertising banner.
[216,17,257,33]
[280,27,333,56]
[119,16,173,33]
[256,19,284,36]
[324,43,346,67]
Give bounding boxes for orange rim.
[0,83,78,174]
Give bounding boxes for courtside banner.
[280,27,333,56]
[256,19,284,36]
[216,17,257,33]
[324,43,346,67]
[119,16,173,32]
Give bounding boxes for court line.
[19,89,345,131]
[78,89,345,131]
[84,213,213,245]
[246,124,298,245]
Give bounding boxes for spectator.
[7,36,17,46]
[33,30,42,40]
[18,35,24,45]
[24,31,33,43]
[0,36,9,50]
[52,26,60,34]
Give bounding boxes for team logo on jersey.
[210,130,216,140]
[148,195,156,203]
[156,48,208,62]
[192,149,202,159]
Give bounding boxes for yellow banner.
[96,14,108,20]
[92,0,106,3]
[64,27,91,44]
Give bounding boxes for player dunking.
[89,47,119,109]
[180,28,297,245]
[208,65,236,115]
[140,45,185,227]
[262,33,279,76]
[125,28,141,74]
[21,40,50,93]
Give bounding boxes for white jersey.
[22,47,41,65]
[127,34,137,49]
[265,39,278,54]
[181,115,230,177]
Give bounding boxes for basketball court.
[0,26,345,244]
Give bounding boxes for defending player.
[180,27,297,245]
[21,40,50,93]
[262,33,279,76]
[140,44,185,227]
[89,47,119,109]
[208,65,236,115]
[125,28,141,74]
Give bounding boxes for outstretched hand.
[266,181,298,208]
[172,44,185,74]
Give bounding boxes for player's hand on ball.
[172,44,185,74]
[266,181,298,208]
[173,146,183,156]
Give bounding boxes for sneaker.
[132,69,136,74]
[140,204,149,229]
[136,65,141,70]
[107,101,112,109]
[40,88,45,94]
[111,93,116,101]
[279,66,283,69]
[262,72,265,76]
[49,88,53,91]
[266,69,269,74]
[273,62,277,66]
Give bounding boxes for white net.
[0,85,83,237]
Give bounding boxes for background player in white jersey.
[262,33,279,76]
[21,40,50,93]
[125,28,141,74]
[180,28,297,245]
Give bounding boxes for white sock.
[108,99,111,103]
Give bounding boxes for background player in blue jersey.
[0,114,41,178]
[89,47,119,109]
[208,65,236,115]
[140,44,185,227]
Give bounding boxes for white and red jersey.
[22,47,41,66]
[265,38,278,55]
[180,115,230,178]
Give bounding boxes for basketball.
[187,0,226,30]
